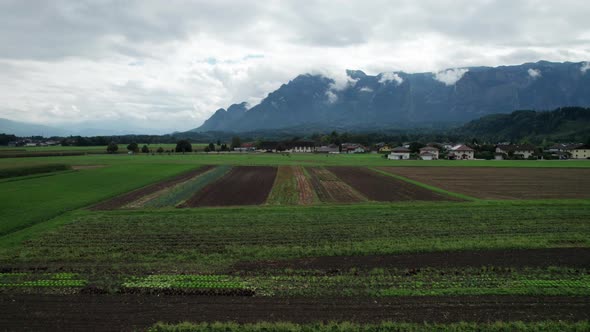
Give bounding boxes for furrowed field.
[0,150,589,331]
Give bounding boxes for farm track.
[378,167,590,200]
[233,248,590,271]
[89,165,215,210]
[184,166,277,207]
[1,294,589,331]
[307,167,365,203]
[328,166,458,201]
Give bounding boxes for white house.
[388,147,411,160]
[419,146,439,160]
[449,144,474,160]
[571,144,590,159]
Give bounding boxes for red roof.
[453,144,474,152]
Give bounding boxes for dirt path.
[233,248,590,271]
[1,294,588,331]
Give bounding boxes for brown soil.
[233,248,590,271]
[307,167,366,203]
[328,167,457,201]
[71,165,105,170]
[89,166,214,210]
[378,167,590,200]
[1,294,588,331]
[184,166,277,207]
[294,166,315,205]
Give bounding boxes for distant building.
[419,146,439,160]
[378,145,393,153]
[341,143,366,154]
[388,146,411,160]
[285,141,316,153]
[316,144,340,154]
[495,144,536,159]
[449,144,474,160]
[571,144,590,159]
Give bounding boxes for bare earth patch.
[378,167,590,200]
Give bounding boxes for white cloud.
[325,90,338,103]
[528,68,542,78]
[0,1,589,133]
[434,68,469,86]
[378,72,403,85]
[359,86,374,92]
[581,62,590,73]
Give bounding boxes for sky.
[1,0,589,134]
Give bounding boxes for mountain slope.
[194,61,590,132]
[456,107,590,142]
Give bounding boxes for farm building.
[545,143,579,159]
[419,146,439,160]
[449,144,474,160]
[284,141,316,153]
[571,144,590,159]
[234,142,256,152]
[317,144,340,153]
[388,147,411,160]
[495,144,535,159]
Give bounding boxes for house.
[419,146,439,160]
[449,144,474,160]
[316,144,340,153]
[234,142,256,152]
[495,144,536,159]
[341,143,366,154]
[378,145,393,153]
[571,144,590,159]
[258,141,279,152]
[546,143,581,159]
[388,147,411,160]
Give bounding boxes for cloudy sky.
[1,0,589,134]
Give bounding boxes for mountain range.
[194,61,590,133]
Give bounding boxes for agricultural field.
[379,166,590,200]
[0,153,589,330]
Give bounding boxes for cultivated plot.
[379,167,590,200]
[328,166,459,201]
[91,165,214,210]
[306,167,366,203]
[184,166,278,207]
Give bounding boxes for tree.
[204,146,210,153]
[216,139,221,146]
[141,145,149,153]
[208,142,216,152]
[231,136,242,149]
[220,143,228,151]
[175,140,192,153]
[156,147,164,154]
[127,142,139,153]
[107,142,118,154]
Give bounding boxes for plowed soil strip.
[294,166,315,205]
[233,248,590,271]
[90,166,215,210]
[307,167,365,203]
[185,166,277,207]
[378,167,590,200]
[1,295,589,331]
[328,167,457,201]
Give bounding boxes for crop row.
[144,165,231,208]
[122,275,248,290]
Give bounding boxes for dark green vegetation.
[0,163,70,179]
[459,107,590,143]
[149,321,590,332]
[3,202,588,271]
